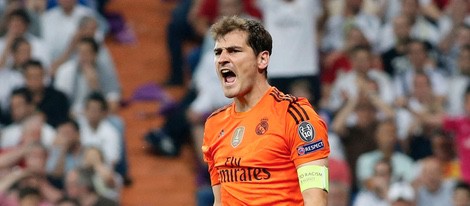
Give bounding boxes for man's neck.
[234,81,271,113]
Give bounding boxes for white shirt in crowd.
[257,0,322,78]
[78,116,121,166]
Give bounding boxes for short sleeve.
[286,101,330,167]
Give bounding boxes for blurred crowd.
[154,0,470,206]
[0,0,127,205]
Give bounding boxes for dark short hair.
[79,37,100,53]
[210,16,272,57]
[18,187,40,200]
[22,59,43,71]
[407,38,432,53]
[8,9,30,25]
[86,91,108,111]
[11,87,34,105]
[57,117,80,132]
[454,181,470,192]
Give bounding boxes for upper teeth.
[221,69,230,74]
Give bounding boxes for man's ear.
[258,51,270,70]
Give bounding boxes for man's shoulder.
[206,103,232,121]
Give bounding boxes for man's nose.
[217,50,229,65]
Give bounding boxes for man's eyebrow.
[214,46,243,50]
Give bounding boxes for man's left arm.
[285,100,330,206]
[297,158,328,206]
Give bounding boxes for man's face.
[25,145,47,174]
[78,42,96,65]
[393,16,411,39]
[57,122,80,145]
[58,0,76,11]
[8,16,28,36]
[214,30,261,98]
[85,100,105,125]
[351,50,371,73]
[13,41,31,66]
[10,95,33,122]
[407,42,427,68]
[376,122,397,150]
[24,66,44,92]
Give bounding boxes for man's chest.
[210,117,291,169]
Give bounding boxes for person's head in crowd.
[77,37,99,66]
[84,92,108,128]
[56,196,80,206]
[430,130,455,162]
[21,112,47,144]
[401,0,419,19]
[388,182,415,206]
[65,167,96,199]
[78,16,98,39]
[420,157,444,193]
[453,181,470,206]
[375,119,397,155]
[407,39,431,71]
[456,24,470,47]
[22,59,46,94]
[349,45,372,74]
[11,37,32,69]
[218,0,243,18]
[412,72,433,102]
[344,26,370,51]
[18,186,41,206]
[55,118,81,153]
[58,0,77,14]
[370,159,393,199]
[24,143,48,175]
[5,8,30,37]
[10,87,35,123]
[393,15,412,43]
[458,45,470,76]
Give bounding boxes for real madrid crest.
[231,126,245,148]
[298,121,315,142]
[255,118,269,135]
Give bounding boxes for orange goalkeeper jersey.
[202,87,330,205]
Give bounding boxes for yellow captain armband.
[297,165,329,193]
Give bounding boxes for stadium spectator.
[21,59,70,128]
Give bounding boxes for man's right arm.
[212,184,221,206]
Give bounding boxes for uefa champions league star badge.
[298,121,315,142]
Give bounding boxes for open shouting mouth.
[221,68,237,85]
